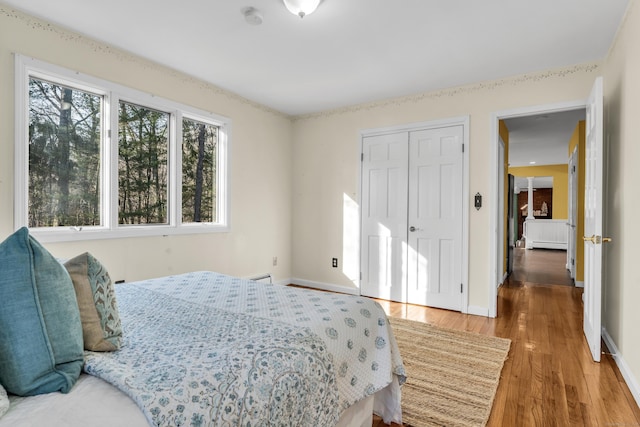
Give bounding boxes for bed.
[0,267,405,426]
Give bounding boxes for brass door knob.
[583,235,613,244]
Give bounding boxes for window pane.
[118,101,169,225]
[28,78,102,228]
[181,118,217,223]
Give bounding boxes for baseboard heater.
[249,273,272,283]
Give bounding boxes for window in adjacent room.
[15,55,230,242]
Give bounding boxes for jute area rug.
[389,318,511,427]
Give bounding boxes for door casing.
[489,100,587,318]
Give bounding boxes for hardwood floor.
[372,248,640,426]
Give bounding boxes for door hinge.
[462,144,464,153]
[361,153,364,162]
[460,283,463,293]
[107,129,111,138]
[572,258,575,266]
[360,272,362,280]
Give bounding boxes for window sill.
[28,224,230,243]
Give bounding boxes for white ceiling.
[506,109,586,167]
[0,0,629,116]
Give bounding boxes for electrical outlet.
[273,256,278,266]
[332,258,338,268]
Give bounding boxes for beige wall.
[291,65,599,311]
[602,0,640,395]
[0,7,293,283]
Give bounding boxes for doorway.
[489,101,586,318]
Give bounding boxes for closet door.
[360,125,463,310]
[360,132,409,302]
[407,126,463,310]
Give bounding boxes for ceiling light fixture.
[283,0,321,18]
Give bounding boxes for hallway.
[509,247,574,286]
[372,247,640,426]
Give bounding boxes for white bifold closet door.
[361,125,463,311]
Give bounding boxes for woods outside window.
[15,56,229,242]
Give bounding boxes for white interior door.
[583,77,604,362]
[360,132,409,302]
[406,126,463,310]
[361,125,464,310]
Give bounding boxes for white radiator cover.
[524,219,568,250]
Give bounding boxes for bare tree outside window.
[20,58,229,238]
[182,118,217,223]
[28,78,101,228]
[118,101,169,225]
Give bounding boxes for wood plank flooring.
[372,248,640,426]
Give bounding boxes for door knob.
[583,235,613,244]
[409,226,417,232]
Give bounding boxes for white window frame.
[14,55,230,242]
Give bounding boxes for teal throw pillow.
[0,227,84,396]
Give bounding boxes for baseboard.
[467,305,489,317]
[602,327,640,408]
[290,278,360,295]
[575,280,585,288]
[273,277,292,286]
[290,279,490,316]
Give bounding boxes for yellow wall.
[508,164,569,219]
[568,121,586,283]
[499,121,510,278]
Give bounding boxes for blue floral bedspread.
[83,271,405,426]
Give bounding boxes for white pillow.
[0,384,9,418]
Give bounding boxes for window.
[118,101,169,225]
[181,117,218,224]
[28,78,103,228]
[15,56,229,242]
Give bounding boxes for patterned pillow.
[0,227,84,396]
[0,384,8,418]
[65,253,122,352]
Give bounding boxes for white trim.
[291,278,360,296]
[602,327,640,408]
[467,305,489,317]
[14,54,231,242]
[575,281,585,288]
[359,115,470,313]
[489,100,586,318]
[497,137,505,290]
[359,116,470,138]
